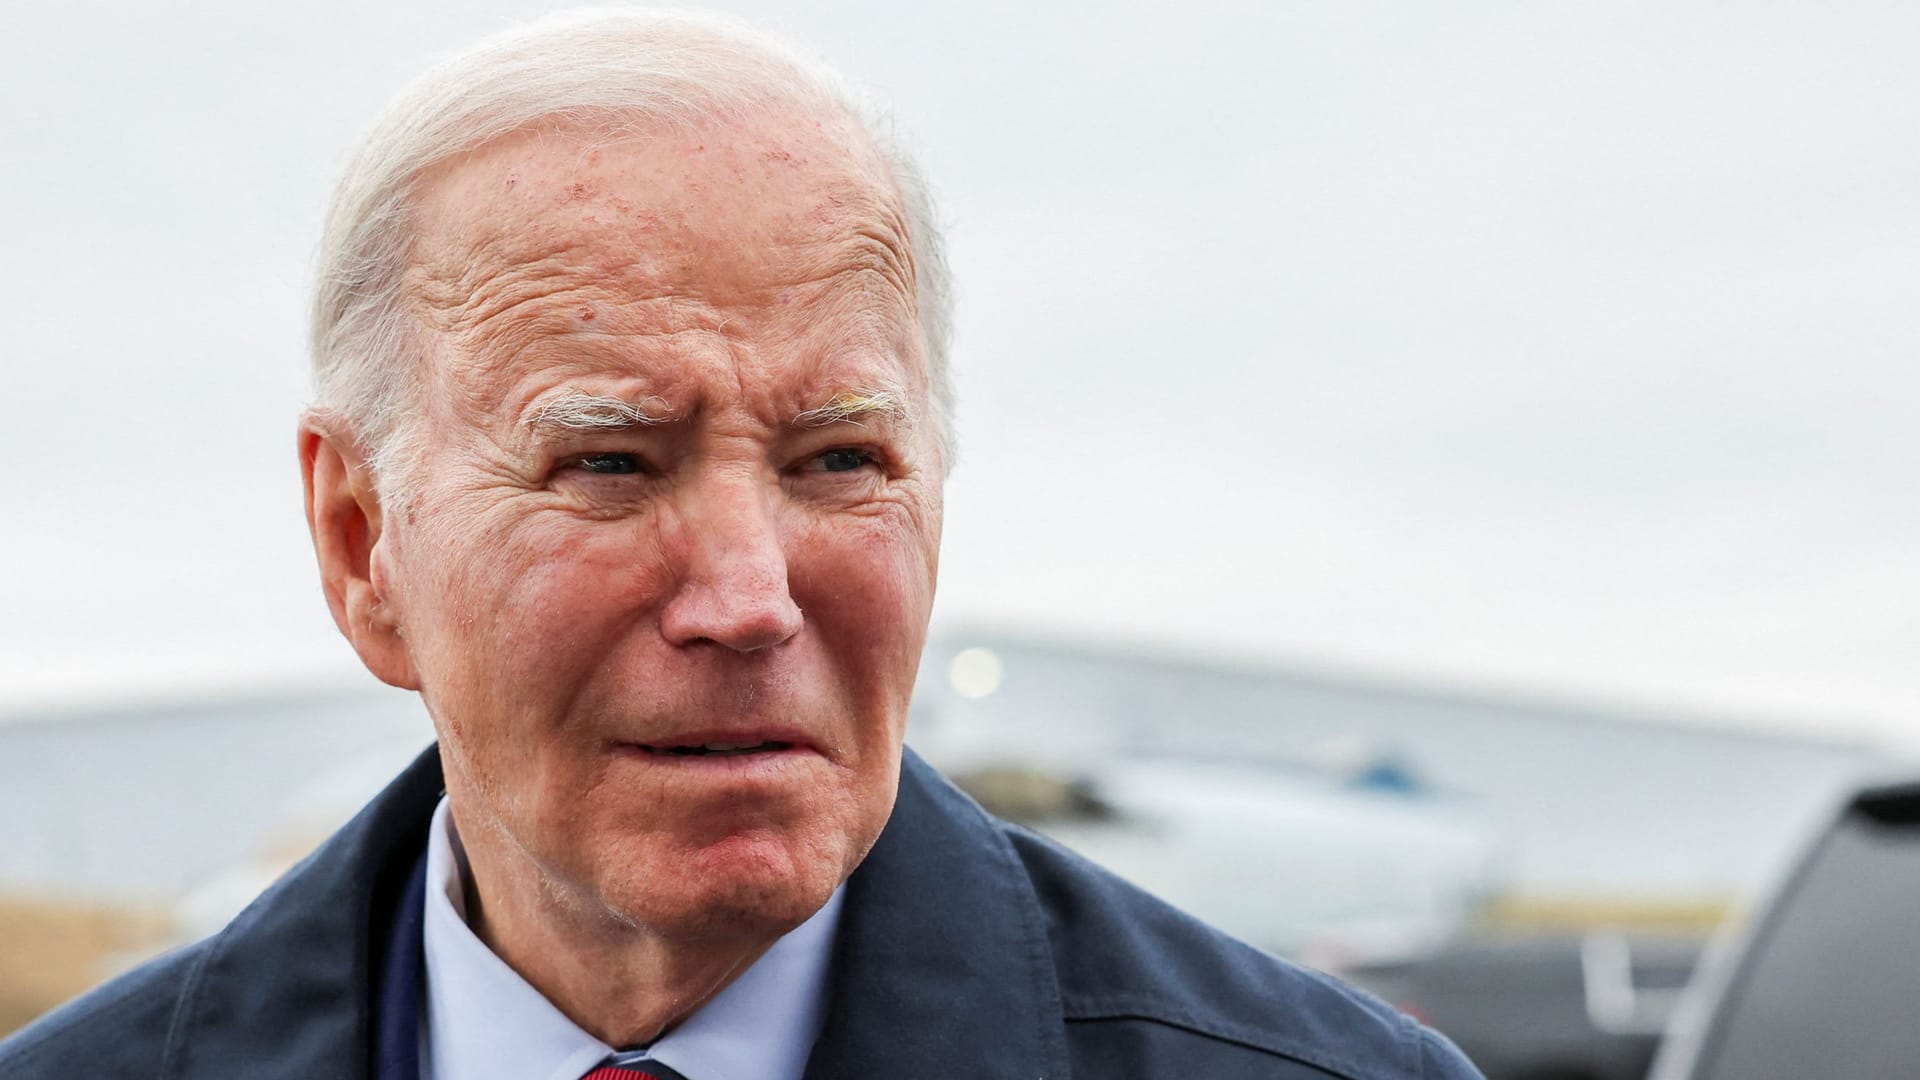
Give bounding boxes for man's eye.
[814,448,875,473]
[575,453,643,475]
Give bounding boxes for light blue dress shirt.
[419,797,844,1080]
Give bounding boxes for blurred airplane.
[948,754,1500,965]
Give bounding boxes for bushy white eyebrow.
[793,384,914,430]
[520,391,674,437]
[518,384,915,440]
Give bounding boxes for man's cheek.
[830,534,936,636]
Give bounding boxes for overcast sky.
[3,1,1917,740]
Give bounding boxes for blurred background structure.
[0,634,1904,1076]
[4,3,1919,1076]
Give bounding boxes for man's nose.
[658,478,804,653]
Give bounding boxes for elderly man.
[2,10,1480,1079]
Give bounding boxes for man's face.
[377,112,942,939]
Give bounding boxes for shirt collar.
[421,796,843,1080]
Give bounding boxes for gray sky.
[3,1,1917,739]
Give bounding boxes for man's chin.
[592,836,848,942]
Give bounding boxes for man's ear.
[298,412,421,690]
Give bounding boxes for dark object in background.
[1650,777,1920,1080]
[1342,932,1700,1080]
[950,764,1116,824]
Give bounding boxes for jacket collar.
[165,744,443,1080]
[803,751,1072,1080]
[165,746,1071,1080]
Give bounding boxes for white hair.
[309,7,954,498]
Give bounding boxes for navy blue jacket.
[0,747,1483,1079]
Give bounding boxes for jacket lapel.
[163,746,443,1080]
[804,750,1072,1080]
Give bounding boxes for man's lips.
[612,729,822,760]
[635,740,793,758]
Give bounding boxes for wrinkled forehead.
[401,109,917,335]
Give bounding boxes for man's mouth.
[635,741,794,757]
